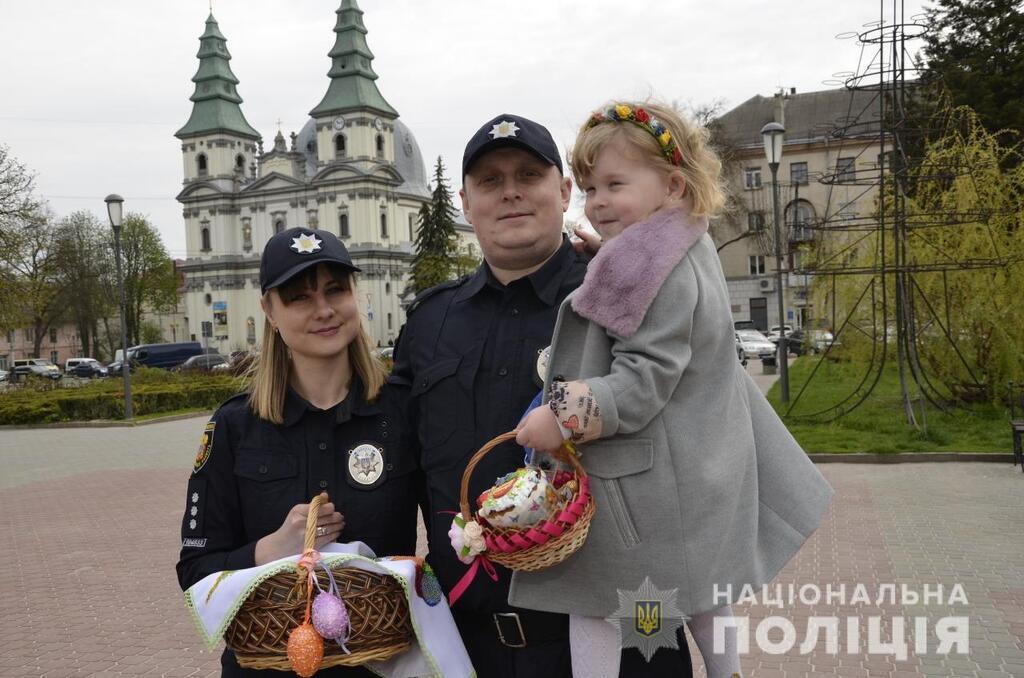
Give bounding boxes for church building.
[175,0,446,352]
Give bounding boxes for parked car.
[65,357,102,373]
[124,341,204,369]
[174,353,227,372]
[735,330,777,360]
[733,320,757,331]
[71,361,109,378]
[11,359,63,382]
[765,325,794,343]
[105,359,136,375]
[0,369,8,383]
[808,329,837,353]
[779,328,809,356]
[735,337,748,366]
[375,347,394,361]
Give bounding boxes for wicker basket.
[225,495,414,671]
[459,431,595,572]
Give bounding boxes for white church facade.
[175,0,466,352]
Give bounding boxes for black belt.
[452,607,569,648]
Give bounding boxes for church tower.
[309,0,398,170]
[176,13,260,191]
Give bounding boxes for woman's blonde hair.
[570,100,725,217]
[247,269,386,424]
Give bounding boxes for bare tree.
[0,145,39,222]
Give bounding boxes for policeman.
[176,227,418,676]
[391,115,692,677]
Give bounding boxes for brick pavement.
[1,411,1022,677]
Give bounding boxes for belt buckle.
[493,612,527,648]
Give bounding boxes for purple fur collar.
[571,207,708,337]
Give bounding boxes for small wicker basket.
[459,431,595,572]
[225,495,414,671]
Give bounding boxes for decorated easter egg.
[312,591,350,641]
[287,622,324,677]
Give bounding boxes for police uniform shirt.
[176,379,418,594]
[390,236,587,612]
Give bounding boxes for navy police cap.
[259,227,360,294]
[462,114,563,179]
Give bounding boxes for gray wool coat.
[508,208,834,618]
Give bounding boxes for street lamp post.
[105,194,134,420]
[760,122,790,403]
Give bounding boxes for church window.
[385,282,391,294]
[375,134,384,157]
[197,154,208,176]
[234,154,245,175]
[335,135,346,158]
[241,219,252,252]
[200,222,211,252]
[380,213,388,239]
[274,219,285,234]
[408,213,415,241]
[339,212,350,238]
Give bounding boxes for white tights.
[569,605,741,678]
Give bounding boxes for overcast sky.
[0,0,928,258]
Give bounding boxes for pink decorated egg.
[312,591,350,641]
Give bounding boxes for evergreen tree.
[410,157,460,293]
[921,0,1024,143]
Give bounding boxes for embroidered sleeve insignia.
[193,421,216,473]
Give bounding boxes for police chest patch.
[347,443,384,485]
[193,421,215,473]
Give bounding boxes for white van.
[65,357,101,372]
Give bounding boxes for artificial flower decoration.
[449,514,487,564]
[585,105,684,167]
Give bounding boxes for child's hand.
[572,227,603,257]
[516,406,565,454]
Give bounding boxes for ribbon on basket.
[447,553,499,606]
[288,548,326,677]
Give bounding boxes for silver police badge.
[347,443,384,485]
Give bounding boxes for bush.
[0,372,247,425]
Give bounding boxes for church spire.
[309,0,398,118]
[176,13,260,140]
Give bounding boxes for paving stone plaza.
[1,407,1021,677]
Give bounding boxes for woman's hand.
[515,406,566,454]
[571,227,603,258]
[254,492,345,565]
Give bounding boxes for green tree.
[0,206,68,357]
[54,210,114,357]
[115,213,180,347]
[921,0,1024,143]
[811,105,1024,403]
[0,144,38,222]
[410,157,460,294]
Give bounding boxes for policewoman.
[176,227,418,676]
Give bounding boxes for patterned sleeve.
[547,379,603,444]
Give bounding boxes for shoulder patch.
[192,421,216,473]
[406,275,470,316]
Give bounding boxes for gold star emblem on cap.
[489,120,520,139]
[290,233,322,254]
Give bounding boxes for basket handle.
[459,431,585,522]
[303,493,327,553]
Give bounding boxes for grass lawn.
[766,357,1012,453]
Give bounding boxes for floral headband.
[585,104,684,166]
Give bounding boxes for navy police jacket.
[176,379,418,593]
[390,237,587,613]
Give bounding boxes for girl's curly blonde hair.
[570,100,725,217]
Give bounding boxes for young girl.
[513,102,834,677]
[176,227,419,676]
